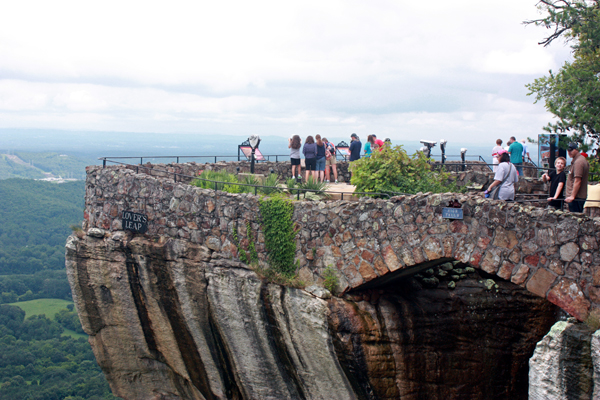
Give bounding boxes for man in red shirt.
[565,142,589,213]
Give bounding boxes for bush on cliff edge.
[351,145,463,195]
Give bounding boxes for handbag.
[489,164,513,200]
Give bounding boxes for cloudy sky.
[0,0,572,145]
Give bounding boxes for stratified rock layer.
[67,233,557,400]
[529,321,600,400]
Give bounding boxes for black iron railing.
[97,156,600,210]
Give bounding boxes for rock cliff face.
[67,232,557,400]
[529,321,600,400]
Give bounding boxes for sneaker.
[325,180,330,183]
[335,179,338,183]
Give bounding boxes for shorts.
[305,158,316,171]
[326,157,336,166]
[568,198,586,213]
[316,157,326,171]
[291,158,300,166]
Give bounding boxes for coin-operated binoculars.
[249,135,261,173]
[440,139,447,164]
[460,148,468,171]
[420,140,437,158]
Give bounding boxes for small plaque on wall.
[122,211,148,233]
[442,207,463,220]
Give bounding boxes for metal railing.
[99,158,408,201]
[97,156,600,210]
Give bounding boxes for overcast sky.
[0,0,572,145]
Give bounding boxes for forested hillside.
[0,155,46,180]
[0,304,118,399]
[0,179,84,275]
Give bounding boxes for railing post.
[177,157,179,163]
[140,157,143,165]
[102,159,106,168]
[215,156,217,163]
[341,193,344,200]
[255,186,258,196]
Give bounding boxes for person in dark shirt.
[541,157,566,209]
[348,133,361,184]
[303,135,317,181]
[349,133,361,161]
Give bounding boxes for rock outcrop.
[67,232,557,400]
[529,320,600,400]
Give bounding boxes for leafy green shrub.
[351,145,463,195]
[191,170,244,193]
[298,176,327,195]
[285,177,297,189]
[259,174,281,195]
[258,196,297,276]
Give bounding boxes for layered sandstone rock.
[67,232,557,400]
[529,321,600,400]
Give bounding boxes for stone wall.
[84,164,600,321]
[118,159,547,195]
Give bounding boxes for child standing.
[542,157,567,209]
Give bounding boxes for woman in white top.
[492,138,503,173]
[485,150,519,201]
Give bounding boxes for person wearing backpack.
[323,138,338,183]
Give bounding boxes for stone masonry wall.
[118,159,547,195]
[84,164,600,321]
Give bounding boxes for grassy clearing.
[7,298,74,318]
[7,298,87,338]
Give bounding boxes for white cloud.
[0,0,568,144]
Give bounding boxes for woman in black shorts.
[289,135,302,180]
[303,135,317,181]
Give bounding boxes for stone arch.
[295,193,599,321]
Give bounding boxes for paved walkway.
[324,182,358,200]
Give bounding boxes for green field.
[7,298,87,339]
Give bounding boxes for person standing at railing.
[372,134,384,152]
[289,135,302,182]
[541,157,566,209]
[364,135,375,158]
[315,135,326,182]
[507,136,524,176]
[565,142,589,213]
[349,133,361,184]
[521,139,531,163]
[323,138,338,183]
[492,139,503,172]
[303,135,318,182]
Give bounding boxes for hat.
[351,133,358,139]
[568,142,579,151]
[497,149,508,155]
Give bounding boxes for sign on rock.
[122,211,148,233]
[442,207,463,220]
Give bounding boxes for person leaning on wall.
[565,142,590,213]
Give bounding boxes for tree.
[526,0,600,147]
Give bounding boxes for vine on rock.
[258,196,297,276]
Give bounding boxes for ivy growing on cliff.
[258,196,297,276]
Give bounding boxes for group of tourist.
[289,132,391,184]
[487,137,589,212]
[288,135,338,183]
